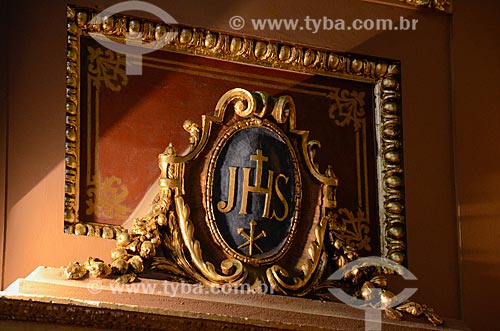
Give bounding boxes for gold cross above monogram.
[237,220,267,256]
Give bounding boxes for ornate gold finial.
[164,143,176,156]
[159,143,182,193]
[325,165,335,178]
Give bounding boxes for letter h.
[240,149,274,218]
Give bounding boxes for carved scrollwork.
[376,70,406,264]
[85,175,133,222]
[175,195,247,286]
[68,180,247,287]
[266,214,329,296]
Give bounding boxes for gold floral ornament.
[65,88,443,327]
[87,46,128,92]
[85,175,133,222]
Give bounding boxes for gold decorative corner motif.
[87,46,128,92]
[85,175,133,221]
[336,207,371,252]
[327,89,366,131]
[65,4,409,259]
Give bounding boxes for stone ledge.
[0,266,470,331]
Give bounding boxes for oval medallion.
[206,119,301,265]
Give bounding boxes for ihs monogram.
[217,149,290,256]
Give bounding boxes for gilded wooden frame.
[399,0,451,12]
[64,5,407,265]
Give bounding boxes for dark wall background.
[453,1,500,330]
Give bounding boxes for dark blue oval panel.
[212,126,296,259]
